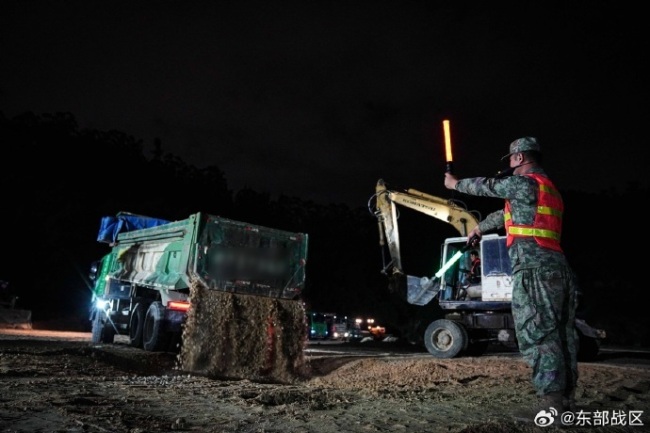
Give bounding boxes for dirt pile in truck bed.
[178,281,308,383]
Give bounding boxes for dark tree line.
[1,111,647,345]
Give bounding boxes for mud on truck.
[88,211,309,373]
[370,179,605,361]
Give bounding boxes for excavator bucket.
[406,275,441,306]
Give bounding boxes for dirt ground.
[1,330,649,433]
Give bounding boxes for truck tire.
[423,319,468,359]
[143,301,169,352]
[91,310,103,344]
[91,310,114,344]
[129,303,146,348]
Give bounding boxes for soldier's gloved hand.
[467,227,482,246]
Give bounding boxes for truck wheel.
[91,310,114,344]
[129,303,146,348]
[91,310,104,344]
[423,319,468,359]
[143,301,169,352]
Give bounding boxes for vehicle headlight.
[95,299,110,310]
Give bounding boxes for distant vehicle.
[329,315,350,340]
[348,317,386,341]
[306,312,351,340]
[307,312,330,340]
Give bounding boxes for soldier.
[443,137,578,422]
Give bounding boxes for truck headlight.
[95,299,110,310]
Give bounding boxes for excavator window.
[440,244,466,300]
[481,237,512,277]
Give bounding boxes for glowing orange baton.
[443,119,453,173]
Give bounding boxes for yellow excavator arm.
[373,178,479,277]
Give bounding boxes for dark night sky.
[1,1,647,207]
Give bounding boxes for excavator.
[370,179,605,360]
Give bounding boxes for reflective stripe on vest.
[503,174,563,252]
[508,226,561,241]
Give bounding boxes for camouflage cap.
[501,137,541,160]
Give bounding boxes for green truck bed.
[95,212,308,300]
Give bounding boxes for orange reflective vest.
[503,173,563,252]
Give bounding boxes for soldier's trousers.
[511,266,578,398]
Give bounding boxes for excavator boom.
[373,178,479,277]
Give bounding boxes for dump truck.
[370,179,605,360]
[89,211,309,380]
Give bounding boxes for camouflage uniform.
[455,167,578,401]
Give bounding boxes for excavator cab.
[440,246,481,301]
[438,235,513,302]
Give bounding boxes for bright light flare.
[95,299,110,310]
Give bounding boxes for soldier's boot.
[512,392,565,424]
